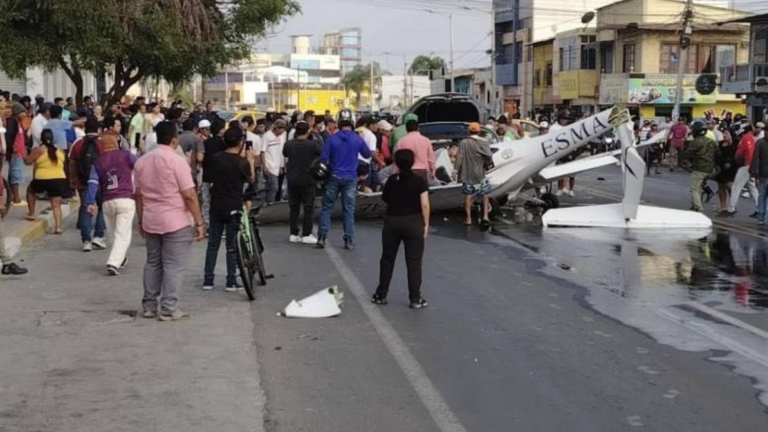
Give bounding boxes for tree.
[341,62,385,108]
[0,0,298,106]
[409,55,447,75]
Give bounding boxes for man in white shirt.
[359,117,383,190]
[260,119,287,203]
[242,115,263,193]
[29,103,52,147]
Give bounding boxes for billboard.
[627,74,717,105]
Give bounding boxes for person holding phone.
[202,127,256,292]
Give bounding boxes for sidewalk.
[2,164,80,259]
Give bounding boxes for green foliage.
[409,55,446,75]
[0,0,298,104]
[340,62,384,106]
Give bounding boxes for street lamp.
[423,9,454,93]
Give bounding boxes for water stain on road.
[430,219,768,408]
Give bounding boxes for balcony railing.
[720,63,768,94]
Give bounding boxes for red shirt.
[736,132,756,167]
[69,136,104,189]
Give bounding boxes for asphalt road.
[2,170,768,431]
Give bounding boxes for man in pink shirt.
[135,121,205,321]
[395,119,435,183]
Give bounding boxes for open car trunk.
[407,93,484,124]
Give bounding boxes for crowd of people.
[6,86,765,316]
[0,90,445,314]
[627,113,766,219]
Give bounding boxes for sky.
[261,0,493,73]
[265,0,768,73]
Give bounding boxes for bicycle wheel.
[236,231,256,301]
[249,224,268,286]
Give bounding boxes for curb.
[2,199,81,259]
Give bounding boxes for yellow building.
[551,28,600,116]
[596,0,751,119]
[271,83,347,114]
[531,38,555,117]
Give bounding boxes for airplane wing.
[534,130,667,182]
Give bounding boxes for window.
[755,27,768,63]
[534,69,541,87]
[623,44,636,72]
[559,48,565,72]
[660,44,700,74]
[600,44,613,73]
[581,46,596,69]
[545,62,553,86]
[579,35,597,70]
[515,42,523,64]
[527,46,532,62]
[715,45,736,70]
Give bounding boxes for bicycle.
[235,203,270,301]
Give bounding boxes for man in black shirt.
[283,122,321,244]
[202,127,256,291]
[201,121,226,230]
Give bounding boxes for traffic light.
[695,74,718,95]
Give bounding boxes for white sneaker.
[555,189,566,197]
[202,284,214,291]
[289,235,302,243]
[302,234,318,244]
[82,241,92,252]
[568,189,576,197]
[92,237,107,250]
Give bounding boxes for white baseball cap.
[198,119,211,129]
[378,120,393,131]
[539,121,549,128]
[757,122,766,128]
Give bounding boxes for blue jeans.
[78,189,105,243]
[203,213,238,286]
[758,178,768,223]
[261,174,279,204]
[318,176,357,241]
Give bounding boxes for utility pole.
[449,13,455,92]
[404,55,408,107]
[672,0,694,121]
[490,4,497,116]
[370,51,375,110]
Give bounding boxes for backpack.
[78,136,100,182]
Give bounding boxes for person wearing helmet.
[686,121,718,212]
[316,109,372,250]
[725,121,758,216]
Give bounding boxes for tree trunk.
[107,68,144,106]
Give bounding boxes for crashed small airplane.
[259,96,642,224]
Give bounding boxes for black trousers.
[288,184,316,237]
[375,214,425,301]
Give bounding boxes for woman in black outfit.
[372,149,430,309]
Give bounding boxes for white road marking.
[686,301,768,342]
[325,246,468,432]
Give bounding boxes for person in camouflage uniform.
[687,121,719,212]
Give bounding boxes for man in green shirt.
[686,121,718,212]
[391,113,418,153]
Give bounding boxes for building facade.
[321,28,362,75]
[596,0,750,121]
[719,13,768,122]
[493,0,618,117]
